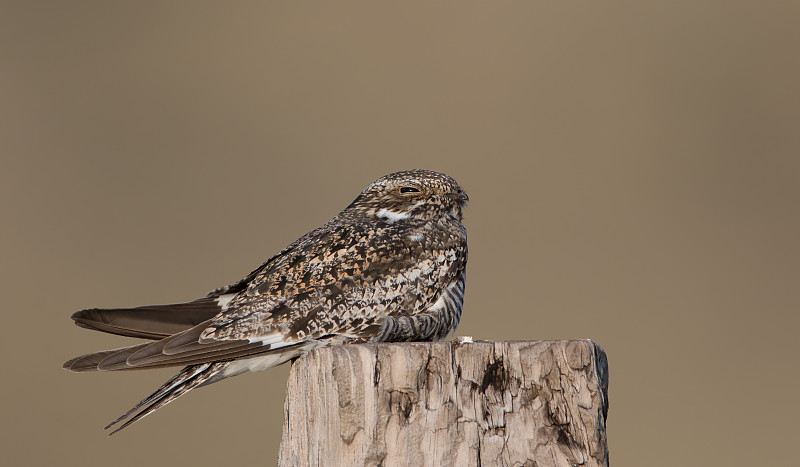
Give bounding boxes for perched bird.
[64,169,469,434]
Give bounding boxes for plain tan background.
[2,1,798,465]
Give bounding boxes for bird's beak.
[458,190,469,202]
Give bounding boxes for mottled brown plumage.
[64,169,468,434]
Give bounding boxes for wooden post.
[279,340,609,466]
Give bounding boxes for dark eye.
[400,187,420,193]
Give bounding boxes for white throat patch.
[376,208,410,223]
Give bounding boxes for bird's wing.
[64,237,312,371]
[201,222,465,346]
[69,298,225,340]
[66,221,462,372]
[63,317,284,372]
[68,244,290,340]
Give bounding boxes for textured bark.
[279,340,609,467]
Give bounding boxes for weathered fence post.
[279,340,609,466]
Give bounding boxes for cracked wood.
[279,340,609,467]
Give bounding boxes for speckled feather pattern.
[202,169,468,346]
[204,216,466,344]
[65,169,468,433]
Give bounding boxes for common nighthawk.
[64,169,468,434]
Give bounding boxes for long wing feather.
[64,319,303,372]
[70,297,226,340]
[63,344,149,372]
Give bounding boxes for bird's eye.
[400,187,420,193]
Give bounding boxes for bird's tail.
[103,348,303,435]
[105,361,229,435]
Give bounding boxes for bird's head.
[346,169,468,223]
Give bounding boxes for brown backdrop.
[2,2,798,466]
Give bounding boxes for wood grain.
[279,340,608,466]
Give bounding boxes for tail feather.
[103,347,308,434]
[105,362,228,435]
